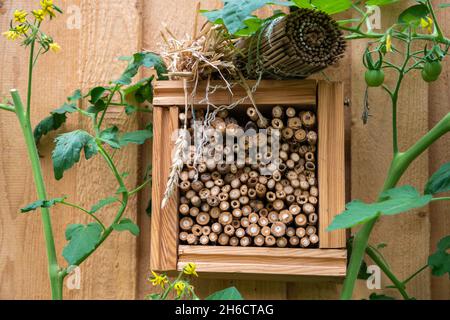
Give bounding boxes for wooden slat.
[351,2,431,300]
[150,106,179,271]
[318,81,346,248]
[429,0,450,300]
[178,246,347,277]
[153,80,317,106]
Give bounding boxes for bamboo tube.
[196,212,210,226]
[295,214,307,227]
[180,217,194,231]
[275,237,287,248]
[309,234,319,244]
[229,236,239,246]
[289,236,300,246]
[296,227,306,238]
[187,234,198,245]
[192,224,202,237]
[300,236,311,248]
[240,217,250,228]
[179,231,188,242]
[240,236,251,247]
[271,222,286,237]
[265,235,276,246]
[211,222,222,234]
[209,232,218,243]
[286,227,296,237]
[306,226,317,236]
[218,233,230,245]
[254,235,265,246]
[219,212,232,225]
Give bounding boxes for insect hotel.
[151,8,347,278]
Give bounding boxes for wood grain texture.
[0,0,142,299]
[153,80,317,106]
[351,2,431,300]
[178,246,346,277]
[429,0,450,300]
[317,81,346,249]
[150,106,179,271]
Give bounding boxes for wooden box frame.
[150,80,347,278]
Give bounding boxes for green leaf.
[428,235,450,278]
[90,196,118,214]
[34,102,79,145]
[294,0,352,15]
[115,52,167,85]
[366,0,399,6]
[86,100,106,115]
[89,86,107,104]
[439,3,450,8]
[112,218,140,236]
[119,125,153,146]
[68,89,82,102]
[62,223,103,265]
[398,4,429,25]
[328,186,432,231]
[425,162,450,195]
[123,76,154,102]
[205,287,244,300]
[20,197,66,213]
[202,0,292,35]
[99,126,121,149]
[52,130,98,180]
[368,293,396,300]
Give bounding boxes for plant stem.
[128,178,152,196]
[11,89,63,300]
[431,197,450,202]
[60,201,106,231]
[402,264,428,285]
[366,245,410,300]
[60,144,129,271]
[97,84,120,130]
[342,113,450,299]
[0,104,15,112]
[26,40,36,120]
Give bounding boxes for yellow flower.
[149,271,168,289]
[14,10,28,23]
[174,281,186,296]
[15,24,29,35]
[420,17,433,34]
[49,42,61,53]
[386,34,392,52]
[40,0,56,18]
[32,9,45,22]
[183,262,198,277]
[2,30,21,41]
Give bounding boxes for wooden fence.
[0,0,448,299]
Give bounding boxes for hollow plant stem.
[366,246,410,300]
[10,89,63,300]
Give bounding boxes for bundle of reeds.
[235,8,346,79]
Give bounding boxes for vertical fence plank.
[429,0,450,300]
[0,0,82,299]
[0,0,142,299]
[351,2,431,299]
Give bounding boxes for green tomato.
[421,69,439,83]
[365,69,385,87]
[423,61,442,78]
